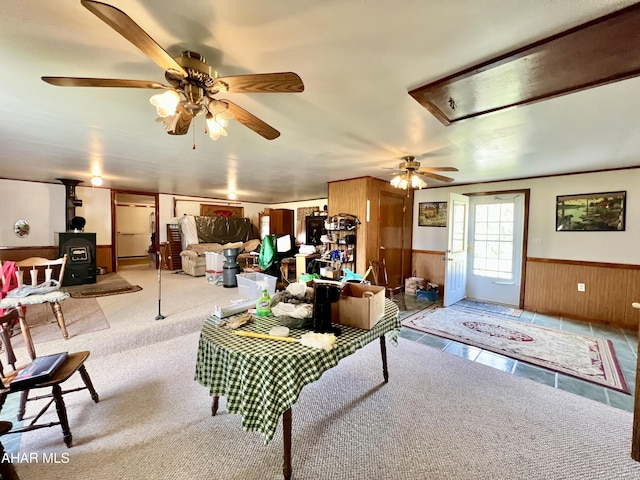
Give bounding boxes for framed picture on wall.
[200,204,244,218]
[418,201,448,227]
[556,191,626,231]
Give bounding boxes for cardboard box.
[331,283,385,330]
[405,277,425,295]
[320,267,340,279]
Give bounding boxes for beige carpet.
[8,265,640,479]
[15,334,640,480]
[402,305,629,393]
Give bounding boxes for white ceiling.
[1,0,639,204]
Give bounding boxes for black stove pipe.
[57,178,83,231]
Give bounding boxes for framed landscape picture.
[556,191,626,231]
[418,201,448,227]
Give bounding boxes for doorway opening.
[443,189,529,308]
[111,191,160,273]
[466,192,526,307]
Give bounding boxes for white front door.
[466,194,525,307]
[443,193,469,307]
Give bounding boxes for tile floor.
[398,295,638,413]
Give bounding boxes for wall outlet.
[577,283,585,292]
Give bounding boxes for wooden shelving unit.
[165,224,182,271]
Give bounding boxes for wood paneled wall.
[412,250,446,296]
[524,258,640,329]
[96,245,113,273]
[1,245,113,274]
[0,246,59,262]
[328,178,369,274]
[411,251,640,329]
[328,177,413,279]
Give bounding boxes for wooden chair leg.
[0,421,19,480]
[78,365,99,403]
[52,384,72,448]
[211,396,219,416]
[17,390,28,421]
[50,302,69,339]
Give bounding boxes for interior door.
[379,191,406,287]
[443,193,469,307]
[466,193,525,306]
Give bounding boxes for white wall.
[0,180,113,247]
[75,186,112,244]
[0,179,66,246]
[4,168,636,267]
[412,169,640,265]
[116,205,154,257]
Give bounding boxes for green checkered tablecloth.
[195,298,400,444]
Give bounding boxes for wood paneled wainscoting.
[525,258,640,330]
[412,251,639,330]
[411,250,446,294]
[0,245,113,274]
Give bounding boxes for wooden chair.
[369,259,406,310]
[0,255,70,339]
[0,420,19,480]
[0,306,99,448]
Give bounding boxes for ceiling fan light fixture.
[391,172,426,190]
[390,175,404,188]
[90,175,103,187]
[411,174,427,189]
[150,89,180,117]
[205,100,234,139]
[206,112,228,140]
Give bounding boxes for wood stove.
[57,232,97,286]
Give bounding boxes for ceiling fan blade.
[163,104,193,136]
[42,77,166,89]
[418,171,456,183]
[81,0,187,77]
[418,166,459,172]
[214,72,304,94]
[220,100,280,140]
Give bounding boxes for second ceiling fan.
[41,0,304,140]
[388,155,458,190]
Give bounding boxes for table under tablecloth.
[195,298,400,444]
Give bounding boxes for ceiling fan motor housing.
[399,160,421,172]
[164,51,221,113]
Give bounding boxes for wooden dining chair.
[0,255,70,339]
[0,305,99,448]
[0,420,19,480]
[368,259,406,310]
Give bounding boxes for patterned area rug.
[452,299,523,317]
[402,306,629,393]
[64,273,142,298]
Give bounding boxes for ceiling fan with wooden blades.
[386,155,458,189]
[41,0,304,140]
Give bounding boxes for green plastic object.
[258,234,276,270]
[256,289,272,317]
[299,273,320,283]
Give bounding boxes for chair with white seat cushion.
[0,255,70,339]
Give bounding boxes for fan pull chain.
[192,123,196,150]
